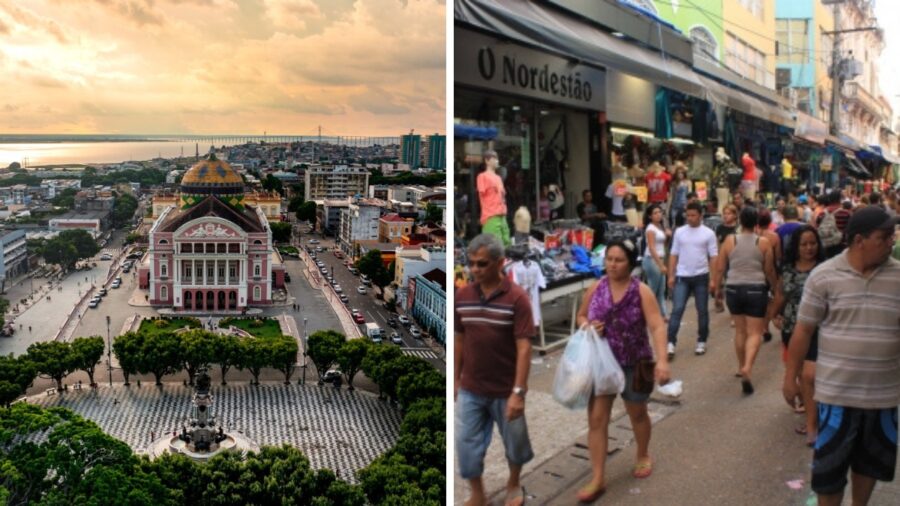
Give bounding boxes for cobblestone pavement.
[26,383,400,483]
[454,300,900,505]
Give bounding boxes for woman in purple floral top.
[572,240,670,503]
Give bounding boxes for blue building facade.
[0,229,28,285]
[409,271,446,345]
[427,134,446,170]
[400,134,421,170]
[775,0,825,119]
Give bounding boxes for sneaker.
[667,343,676,359]
[695,342,707,355]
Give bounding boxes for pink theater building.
[139,154,285,311]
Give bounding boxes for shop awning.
[696,74,795,128]
[842,151,872,179]
[794,112,828,146]
[455,0,706,98]
[825,134,859,152]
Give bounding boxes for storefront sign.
[456,28,605,110]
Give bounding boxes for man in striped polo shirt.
[456,234,535,506]
[783,206,900,506]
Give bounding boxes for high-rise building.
[303,165,370,201]
[426,134,446,170]
[400,133,421,169]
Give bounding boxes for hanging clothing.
[510,260,547,327]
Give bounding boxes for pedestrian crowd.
[455,185,900,505]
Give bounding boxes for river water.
[0,135,397,167]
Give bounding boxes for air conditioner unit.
[776,68,792,89]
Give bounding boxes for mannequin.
[547,184,565,220]
[477,149,510,246]
[741,152,758,202]
[513,206,532,245]
[714,148,737,215]
[645,161,672,206]
[606,163,629,221]
[780,157,794,197]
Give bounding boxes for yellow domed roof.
[181,155,242,186]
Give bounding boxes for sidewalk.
[454,302,900,505]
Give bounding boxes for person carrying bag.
[570,240,671,503]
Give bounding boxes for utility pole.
[829,1,843,136]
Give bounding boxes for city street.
[454,300,900,505]
[295,232,445,371]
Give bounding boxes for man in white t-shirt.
[666,202,718,358]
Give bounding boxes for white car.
[357,286,367,294]
[100,253,112,260]
[88,299,100,308]
[398,315,410,325]
[409,326,421,338]
[390,332,403,345]
[333,285,342,293]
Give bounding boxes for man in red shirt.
[456,233,535,506]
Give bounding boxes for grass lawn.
[138,318,201,337]
[278,246,299,255]
[220,318,283,339]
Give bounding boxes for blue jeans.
[667,273,710,345]
[642,255,667,318]
[455,388,534,479]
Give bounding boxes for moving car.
[398,315,410,326]
[409,326,421,338]
[387,318,398,328]
[353,313,365,324]
[390,332,402,345]
[309,239,320,244]
[356,286,367,294]
[100,253,112,260]
[315,246,325,252]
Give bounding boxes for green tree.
[358,453,439,505]
[112,193,139,227]
[400,397,445,436]
[269,335,299,384]
[43,237,79,269]
[51,188,78,209]
[336,338,369,390]
[262,173,284,195]
[296,201,317,222]
[357,250,392,288]
[26,341,75,391]
[361,344,402,399]
[137,331,182,386]
[306,330,344,384]
[178,329,217,386]
[287,194,305,212]
[270,221,292,243]
[0,354,36,407]
[70,336,105,387]
[397,368,445,409]
[112,331,143,386]
[235,337,269,385]
[59,229,100,260]
[424,202,443,223]
[212,333,241,385]
[378,355,432,403]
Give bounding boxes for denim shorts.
[455,388,534,479]
[725,284,768,317]
[621,366,651,404]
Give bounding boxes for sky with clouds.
[875,0,899,129]
[0,0,446,136]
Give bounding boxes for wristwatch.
[512,386,527,398]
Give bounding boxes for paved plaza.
[26,382,401,482]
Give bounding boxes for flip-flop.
[576,482,606,503]
[632,459,653,479]
[795,425,808,435]
[505,486,526,506]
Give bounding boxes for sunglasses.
[468,259,493,268]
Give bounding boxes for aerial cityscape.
[0,0,446,504]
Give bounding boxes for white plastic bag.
[656,380,683,398]
[590,331,625,396]
[552,325,595,409]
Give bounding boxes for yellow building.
[722,0,776,89]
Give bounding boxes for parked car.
[387,318,398,328]
[320,268,328,274]
[353,313,365,324]
[398,315,410,325]
[323,368,341,382]
[348,267,358,275]
[309,239,320,244]
[315,247,325,252]
[122,267,131,274]
[333,285,342,293]
[357,286,367,295]
[360,274,370,284]
[88,299,100,308]
[351,308,361,316]
[334,251,343,259]
[390,332,402,345]
[409,326,421,338]
[100,253,112,260]
[339,294,349,304]
[111,280,121,289]
[98,288,108,297]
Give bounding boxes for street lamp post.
[105,315,112,387]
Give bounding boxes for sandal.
[576,482,606,503]
[632,459,653,479]
[794,425,808,435]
